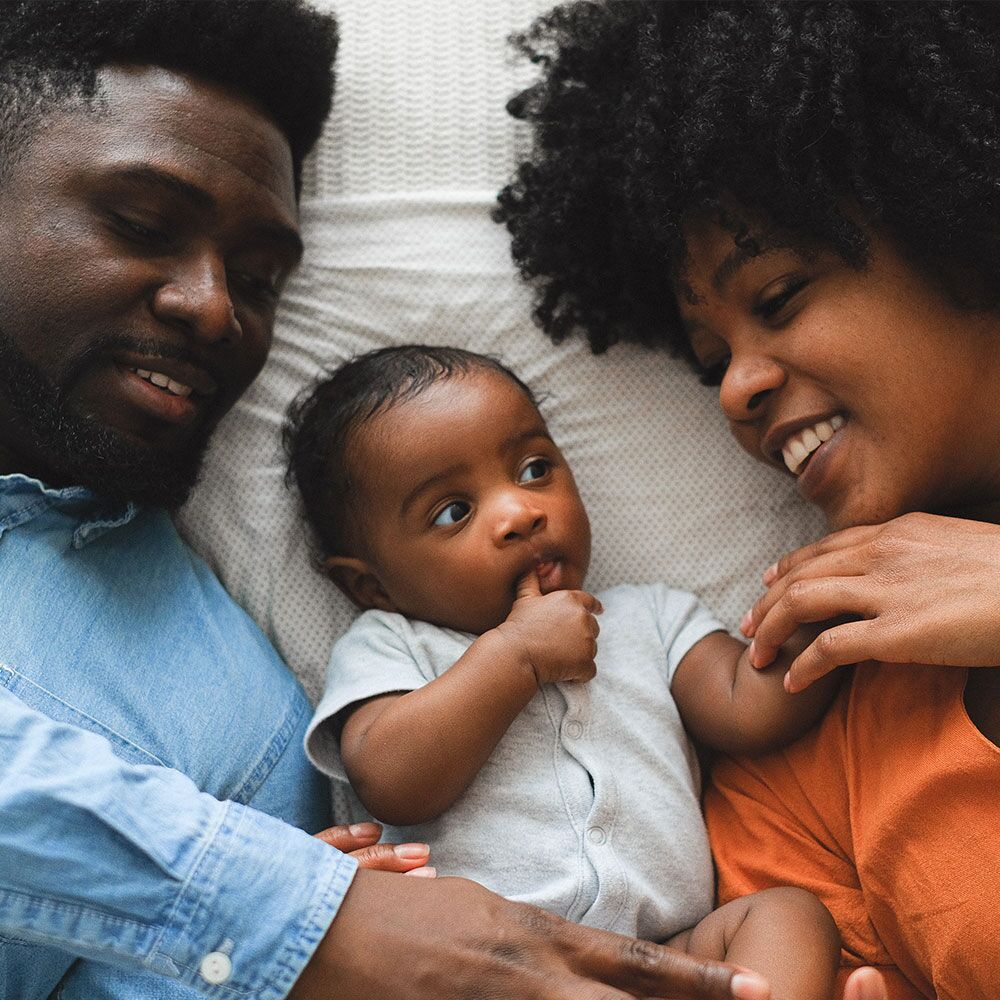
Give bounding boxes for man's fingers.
[313,821,382,851]
[516,568,543,600]
[785,622,878,692]
[568,926,749,1000]
[349,842,431,872]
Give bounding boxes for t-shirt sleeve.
[305,611,427,781]
[647,583,727,684]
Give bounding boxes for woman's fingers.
[749,577,874,668]
[312,823,433,873]
[784,621,880,692]
[745,547,869,639]
[842,967,888,1000]
[761,524,880,588]
[350,841,432,872]
[312,821,382,852]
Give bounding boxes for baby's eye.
[519,459,550,483]
[433,501,471,526]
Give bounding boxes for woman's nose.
[718,351,785,422]
[492,495,547,545]
[152,252,243,344]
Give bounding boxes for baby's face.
[346,369,591,634]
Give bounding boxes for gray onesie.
[306,583,723,941]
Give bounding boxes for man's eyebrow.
[110,165,305,262]
[399,464,467,521]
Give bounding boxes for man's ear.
[323,555,398,613]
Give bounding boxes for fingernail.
[748,639,758,667]
[739,611,753,635]
[349,822,381,838]
[763,562,778,584]
[405,866,437,878]
[731,971,770,1000]
[394,843,429,859]
[783,671,793,693]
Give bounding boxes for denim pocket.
[0,662,164,768]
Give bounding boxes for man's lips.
[112,351,218,397]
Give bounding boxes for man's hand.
[496,569,603,686]
[313,822,435,877]
[289,869,769,1000]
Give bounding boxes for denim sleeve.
[0,687,358,999]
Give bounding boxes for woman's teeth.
[130,367,193,397]
[782,415,845,474]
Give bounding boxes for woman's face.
[677,221,1000,530]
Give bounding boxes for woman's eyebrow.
[711,244,757,294]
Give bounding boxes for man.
[0,3,757,998]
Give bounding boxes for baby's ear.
[323,555,397,614]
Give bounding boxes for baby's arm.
[341,572,602,826]
[671,627,842,755]
[669,887,839,1000]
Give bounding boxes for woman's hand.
[741,513,1000,692]
[313,821,435,877]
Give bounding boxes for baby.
[287,345,843,1000]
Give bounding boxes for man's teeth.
[131,367,193,397]
[782,415,845,474]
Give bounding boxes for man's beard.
[0,328,213,510]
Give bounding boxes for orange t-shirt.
[705,664,1000,1000]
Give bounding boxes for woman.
[496,3,1000,998]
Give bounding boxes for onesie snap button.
[587,826,607,845]
[565,720,583,739]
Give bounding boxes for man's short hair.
[0,0,338,195]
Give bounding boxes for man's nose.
[492,494,547,545]
[151,251,242,344]
[718,351,785,422]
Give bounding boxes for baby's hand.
[496,569,603,686]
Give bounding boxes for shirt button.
[587,826,607,845]
[565,720,583,739]
[199,952,232,985]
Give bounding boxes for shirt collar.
[0,474,139,548]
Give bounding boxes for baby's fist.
[498,569,603,686]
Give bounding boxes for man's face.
[0,64,303,506]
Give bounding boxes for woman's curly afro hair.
[496,1,1000,357]
[0,0,337,196]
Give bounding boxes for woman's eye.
[519,459,550,483]
[755,277,809,321]
[696,356,731,387]
[432,501,470,527]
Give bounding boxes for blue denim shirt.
[0,475,357,999]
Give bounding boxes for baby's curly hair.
[0,0,337,195]
[495,1,1000,357]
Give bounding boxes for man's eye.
[231,270,281,304]
[518,459,550,483]
[696,356,731,387]
[112,214,168,246]
[433,501,470,526]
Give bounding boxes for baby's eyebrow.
[500,425,553,454]
[398,464,467,521]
